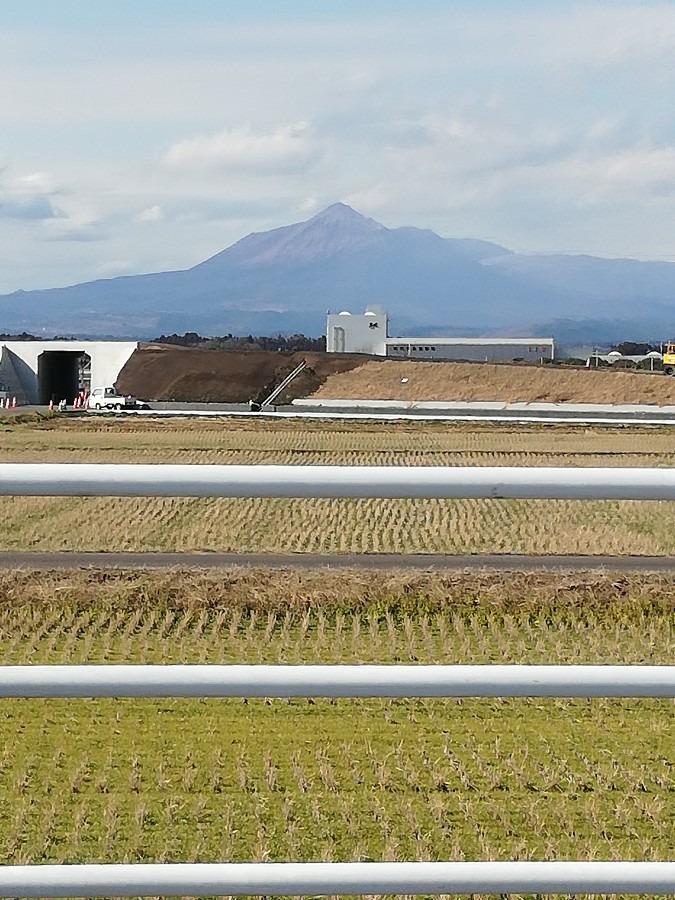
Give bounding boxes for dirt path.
[3,551,675,572]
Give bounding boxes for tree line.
[153,332,326,352]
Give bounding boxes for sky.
[1,0,675,293]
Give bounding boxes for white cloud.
[0,195,59,220]
[297,196,319,213]
[41,211,107,242]
[13,171,57,194]
[0,168,110,242]
[0,169,62,220]
[94,260,136,277]
[163,122,322,174]
[602,145,675,192]
[138,204,164,222]
[460,142,675,208]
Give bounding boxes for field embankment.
[310,359,675,405]
[0,567,672,870]
[115,345,369,402]
[115,345,675,406]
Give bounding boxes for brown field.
[310,359,675,405]
[1,415,675,555]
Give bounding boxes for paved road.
[12,403,675,426]
[2,551,675,572]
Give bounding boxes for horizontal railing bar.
[1,665,674,698]
[0,462,675,499]
[1,861,674,897]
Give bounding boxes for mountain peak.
[308,203,387,236]
[309,202,379,225]
[209,202,388,269]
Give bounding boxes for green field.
[0,568,672,900]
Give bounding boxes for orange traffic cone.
[49,399,53,411]
[11,397,16,408]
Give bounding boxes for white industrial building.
[0,340,138,405]
[326,308,554,362]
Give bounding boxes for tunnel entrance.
[37,351,86,405]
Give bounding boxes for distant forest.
[0,332,39,340]
[153,332,327,352]
[0,333,77,341]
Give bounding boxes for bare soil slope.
[116,345,370,402]
[310,359,675,405]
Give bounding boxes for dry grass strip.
[1,566,673,616]
[311,359,675,405]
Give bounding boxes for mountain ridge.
[1,203,674,342]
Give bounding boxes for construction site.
[5,335,675,411]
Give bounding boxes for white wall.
[1,341,138,402]
[326,311,388,355]
[386,340,555,362]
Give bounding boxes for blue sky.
[1,0,674,292]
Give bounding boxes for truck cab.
[87,387,137,410]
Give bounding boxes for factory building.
[326,308,554,362]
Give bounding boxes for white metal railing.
[2,460,672,895]
[2,665,672,895]
[2,861,675,898]
[262,359,307,407]
[2,664,674,698]
[0,462,674,499]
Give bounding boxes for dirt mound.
[115,344,369,402]
[310,359,675,406]
[118,349,675,406]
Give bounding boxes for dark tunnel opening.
[37,351,83,405]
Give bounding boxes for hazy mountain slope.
[487,253,675,303]
[0,202,673,339]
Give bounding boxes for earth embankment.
[117,346,675,406]
[310,359,675,405]
[115,344,370,402]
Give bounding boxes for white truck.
[87,387,138,411]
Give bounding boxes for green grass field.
[0,568,672,900]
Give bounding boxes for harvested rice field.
[1,415,675,555]
[0,568,672,893]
